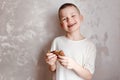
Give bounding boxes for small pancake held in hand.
[51,50,65,56]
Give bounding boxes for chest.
[57,42,88,65]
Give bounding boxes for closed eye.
[71,15,75,17]
[62,18,67,21]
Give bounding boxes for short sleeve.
[84,44,96,74]
[50,39,57,51]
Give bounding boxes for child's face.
[59,6,83,33]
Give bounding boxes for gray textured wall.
[0,0,120,80]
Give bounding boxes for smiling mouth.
[68,23,76,28]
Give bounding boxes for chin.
[69,26,80,32]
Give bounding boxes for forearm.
[49,64,56,72]
[72,63,92,80]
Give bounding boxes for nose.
[67,17,73,24]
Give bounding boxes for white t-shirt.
[50,36,96,80]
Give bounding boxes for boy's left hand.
[58,56,76,69]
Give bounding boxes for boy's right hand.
[45,52,57,66]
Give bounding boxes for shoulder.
[51,36,65,47]
[84,39,96,49]
[84,39,96,57]
[53,36,65,42]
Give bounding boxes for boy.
[45,3,96,80]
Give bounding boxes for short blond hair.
[58,3,80,19]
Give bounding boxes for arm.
[46,38,58,71]
[45,52,57,72]
[72,43,96,80]
[49,63,56,72]
[58,56,92,80]
[58,44,96,80]
[72,62,92,80]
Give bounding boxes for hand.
[58,56,76,69]
[45,52,57,66]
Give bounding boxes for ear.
[80,14,84,22]
[60,22,64,28]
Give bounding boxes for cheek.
[77,18,82,24]
[60,22,66,28]
[60,23,64,29]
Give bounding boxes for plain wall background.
[0,0,120,80]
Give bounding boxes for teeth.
[68,24,73,27]
[68,23,76,28]
[68,25,72,27]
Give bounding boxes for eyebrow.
[60,12,77,18]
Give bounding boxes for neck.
[66,31,85,41]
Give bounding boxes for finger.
[45,55,56,62]
[60,62,72,69]
[58,59,68,63]
[58,55,67,59]
[47,50,50,53]
[45,53,51,59]
[61,62,68,66]
[48,54,56,59]
[45,56,57,63]
[58,59,68,66]
[51,56,57,61]
[46,52,54,56]
[46,52,56,58]
[45,58,49,62]
[60,62,68,68]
